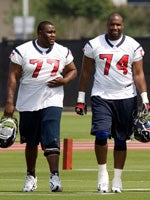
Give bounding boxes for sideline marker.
[63,138,73,170]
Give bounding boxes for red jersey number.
[99,54,129,75]
[30,59,59,78]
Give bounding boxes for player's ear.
[37,30,42,36]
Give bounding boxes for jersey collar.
[32,40,53,54]
[105,34,125,48]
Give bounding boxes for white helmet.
[0,116,18,148]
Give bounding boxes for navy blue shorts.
[19,107,62,149]
[90,96,137,140]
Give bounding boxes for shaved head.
[106,12,124,40]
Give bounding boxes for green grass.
[60,111,92,141]
[0,111,150,199]
[0,150,150,200]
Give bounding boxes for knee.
[42,140,60,157]
[114,138,127,151]
[95,130,109,146]
[44,147,60,157]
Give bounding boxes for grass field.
[0,111,150,200]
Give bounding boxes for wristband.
[77,91,85,103]
[141,92,149,104]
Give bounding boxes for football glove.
[139,103,150,123]
[75,103,87,115]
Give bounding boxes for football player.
[3,21,77,192]
[75,12,150,193]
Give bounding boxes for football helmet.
[133,113,150,143]
[0,116,18,148]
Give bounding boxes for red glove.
[75,103,87,115]
[139,103,150,123]
[142,103,150,114]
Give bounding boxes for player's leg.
[41,106,62,192]
[112,139,127,193]
[95,141,108,164]
[91,96,112,193]
[95,139,109,193]
[25,144,38,177]
[22,144,38,192]
[114,139,127,170]
[19,111,40,192]
[111,97,137,193]
[46,152,59,173]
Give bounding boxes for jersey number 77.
[30,59,60,78]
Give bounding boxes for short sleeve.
[9,48,23,65]
[133,46,145,62]
[65,49,74,65]
[83,42,94,59]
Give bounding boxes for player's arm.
[78,55,95,92]
[132,59,150,116]
[75,55,95,115]
[47,61,77,87]
[4,61,22,117]
[132,59,149,102]
[61,61,77,84]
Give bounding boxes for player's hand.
[142,103,150,114]
[75,103,87,115]
[139,103,150,122]
[47,77,64,88]
[3,102,15,118]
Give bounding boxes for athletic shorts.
[19,106,62,149]
[90,96,137,140]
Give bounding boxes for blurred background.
[0,0,150,108]
[1,0,150,40]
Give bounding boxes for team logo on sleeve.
[9,51,15,58]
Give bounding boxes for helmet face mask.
[133,116,150,143]
[0,117,18,148]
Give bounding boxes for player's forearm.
[134,74,147,94]
[134,74,149,103]
[63,68,77,84]
[6,80,17,104]
[78,56,94,92]
[4,82,17,117]
[78,70,91,92]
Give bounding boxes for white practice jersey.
[10,40,74,111]
[84,34,144,99]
